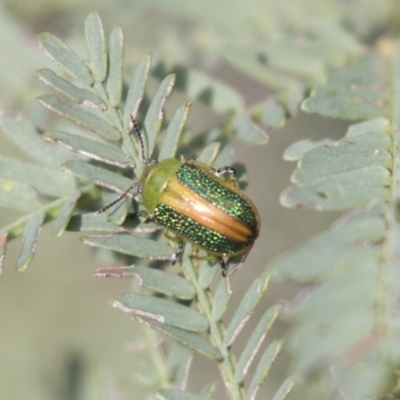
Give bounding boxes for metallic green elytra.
[101,119,260,276]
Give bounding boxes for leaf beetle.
[100,117,260,276]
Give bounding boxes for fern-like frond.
[268,46,400,399]
[134,0,389,131]
[0,12,287,400]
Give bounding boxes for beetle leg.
[219,258,229,277]
[163,229,184,264]
[171,242,184,265]
[216,166,236,179]
[126,209,151,221]
[215,166,239,189]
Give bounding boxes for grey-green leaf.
[259,97,286,128]
[36,69,103,106]
[281,122,391,211]
[196,142,221,165]
[37,33,93,85]
[122,265,195,300]
[212,278,231,321]
[114,293,208,332]
[302,54,387,120]
[38,95,120,141]
[135,316,221,360]
[246,340,283,400]
[84,12,107,82]
[166,343,193,388]
[283,139,336,161]
[175,68,243,113]
[123,53,152,130]
[234,113,269,145]
[53,190,81,237]
[0,117,69,167]
[43,131,134,168]
[63,160,133,193]
[271,376,295,400]
[0,177,41,211]
[0,155,76,197]
[198,262,218,289]
[157,389,210,400]
[235,305,280,383]
[82,233,174,259]
[268,215,385,282]
[159,102,191,161]
[16,211,45,271]
[224,272,269,346]
[106,25,124,107]
[199,382,216,398]
[67,213,119,232]
[144,74,176,159]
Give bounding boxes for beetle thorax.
[140,158,182,213]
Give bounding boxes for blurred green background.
[0,1,350,399]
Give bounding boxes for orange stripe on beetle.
[159,178,254,244]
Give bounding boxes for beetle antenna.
[130,116,147,164]
[96,182,138,214]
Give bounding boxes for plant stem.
[182,254,244,400]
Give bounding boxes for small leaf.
[166,343,193,389]
[85,12,107,82]
[38,95,121,141]
[271,376,295,400]
[235,305,281,383]
[0,155,76,197]
[283,139,336,161]
[106,25,124,107]
[199,382,217,398]
[259,97,285,128]
[196,142,221,165]
[234,113,269,145]
[53,190,81,237]
[0,177,41,211]
[16,211,44,271]
[281,126,391,211]
[37,33,93,85]
[268,215,385,282]
[114,293,208,332]
[67,213,119,232]
[224,272,269,346]
[212,278,231,321]
[0,117,69,167]
[144,74,176,159]
[82,233,174,259]
[157,389,210,400]
[135,315,221,360]
[159,102,191,161]
[63,160,133,193]
[36,69,103,106]
[246,340,283,400]
[302,54,387,120]
[43,131,134,168]
[223,44,298,91]
[116,265,196,300]
[123,53,152,130]
[281,169,389,211]
[175,68,243,113]
[198,262,218,289]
